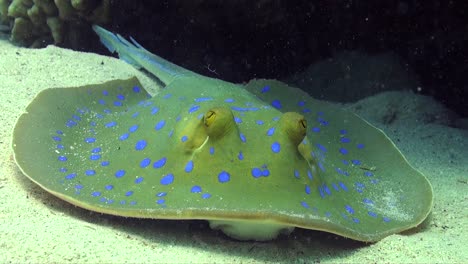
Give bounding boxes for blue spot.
[56,144,64,149]
[340,129,347,134]
[66,120,77,127]
[113,101,123,107]
[267,127,275,136]
[302,108,311,113]
[153,157,167,168]
[133,86,141,93]
[140,158,151,168]
[56,130,63,135]
[163,93,172,99]
[364,171,374,177]
[363,198,374,205]
[305,185,311,194]
[318,162,326,172]
[103,109,111,114]
[135,139,147,151]
[195,97,213,102]
[101,161,110,166]
[59,167,67,172]
[357,143,365,149]
[92,191,101,197]
[345,205,355,214]
[319,186,325,198]
[225,98,235,103]
[85,137,96,143]
[72,115,81,121]
[105,121,117,128]
[105,185,113,190]
[368,211,377,217]
[85,170,96,176]
[318,117,329,126]
[256,120,264,125]
[238,151,244,160]
[129,125,139,133]
[332,183,340,191]
[155,120,166,130]
[300,201,309,208]
[240,133,246,142]
[156,199,165,204]
[75,184,83,189]
[352,218,360,223]
[65,173,76,180]
[342,160,349,165]
[119,133,129,141]
[271,99,282,109]
[218,171,230,183]
[251,168,262,178]
[188,105,200,113]
[209,147,215,155]
[201,193,211,199]
[135,177,144,184]
[262,169,270,177]
[312,127,320,133]
[351,159,361,165]
[98,99,106,105]
[91,147,101,153]
[160,174,174,185]
[191,186,202,193]
[234,116,242,123]
[324,185,331,195]
[181,135,188,142]
[151,107,159,115]
[339,148,348,155]
[271,142,281,153]
[316,144,327,152]
[102,90,109,96]
[294,169,300,179]
[261,85,270,93]
[117,94,125,100]
[339,182,348,191]
[307,170,313,180]
[115,170,126,178]
[52,136,61,141]
[383,217,391,222]
[125,191,134,197]
[340,137,351,143]
[58,156,67,162]
[298,101,305,106]
[156,192,167,197]
[185,160,194,173]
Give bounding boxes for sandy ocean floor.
[1,37,467,263]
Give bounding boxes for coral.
[0,0,109,47]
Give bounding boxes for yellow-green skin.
[11,26,433,242]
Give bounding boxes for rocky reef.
[0,0,109,48]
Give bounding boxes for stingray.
[12,26,433,242]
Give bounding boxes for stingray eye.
[204,110,216,127]
[300,119,307,129]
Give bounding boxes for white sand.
[0,38,467,263]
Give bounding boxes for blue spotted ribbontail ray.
[11,25,433,242]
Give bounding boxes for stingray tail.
[93,25,193,85]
